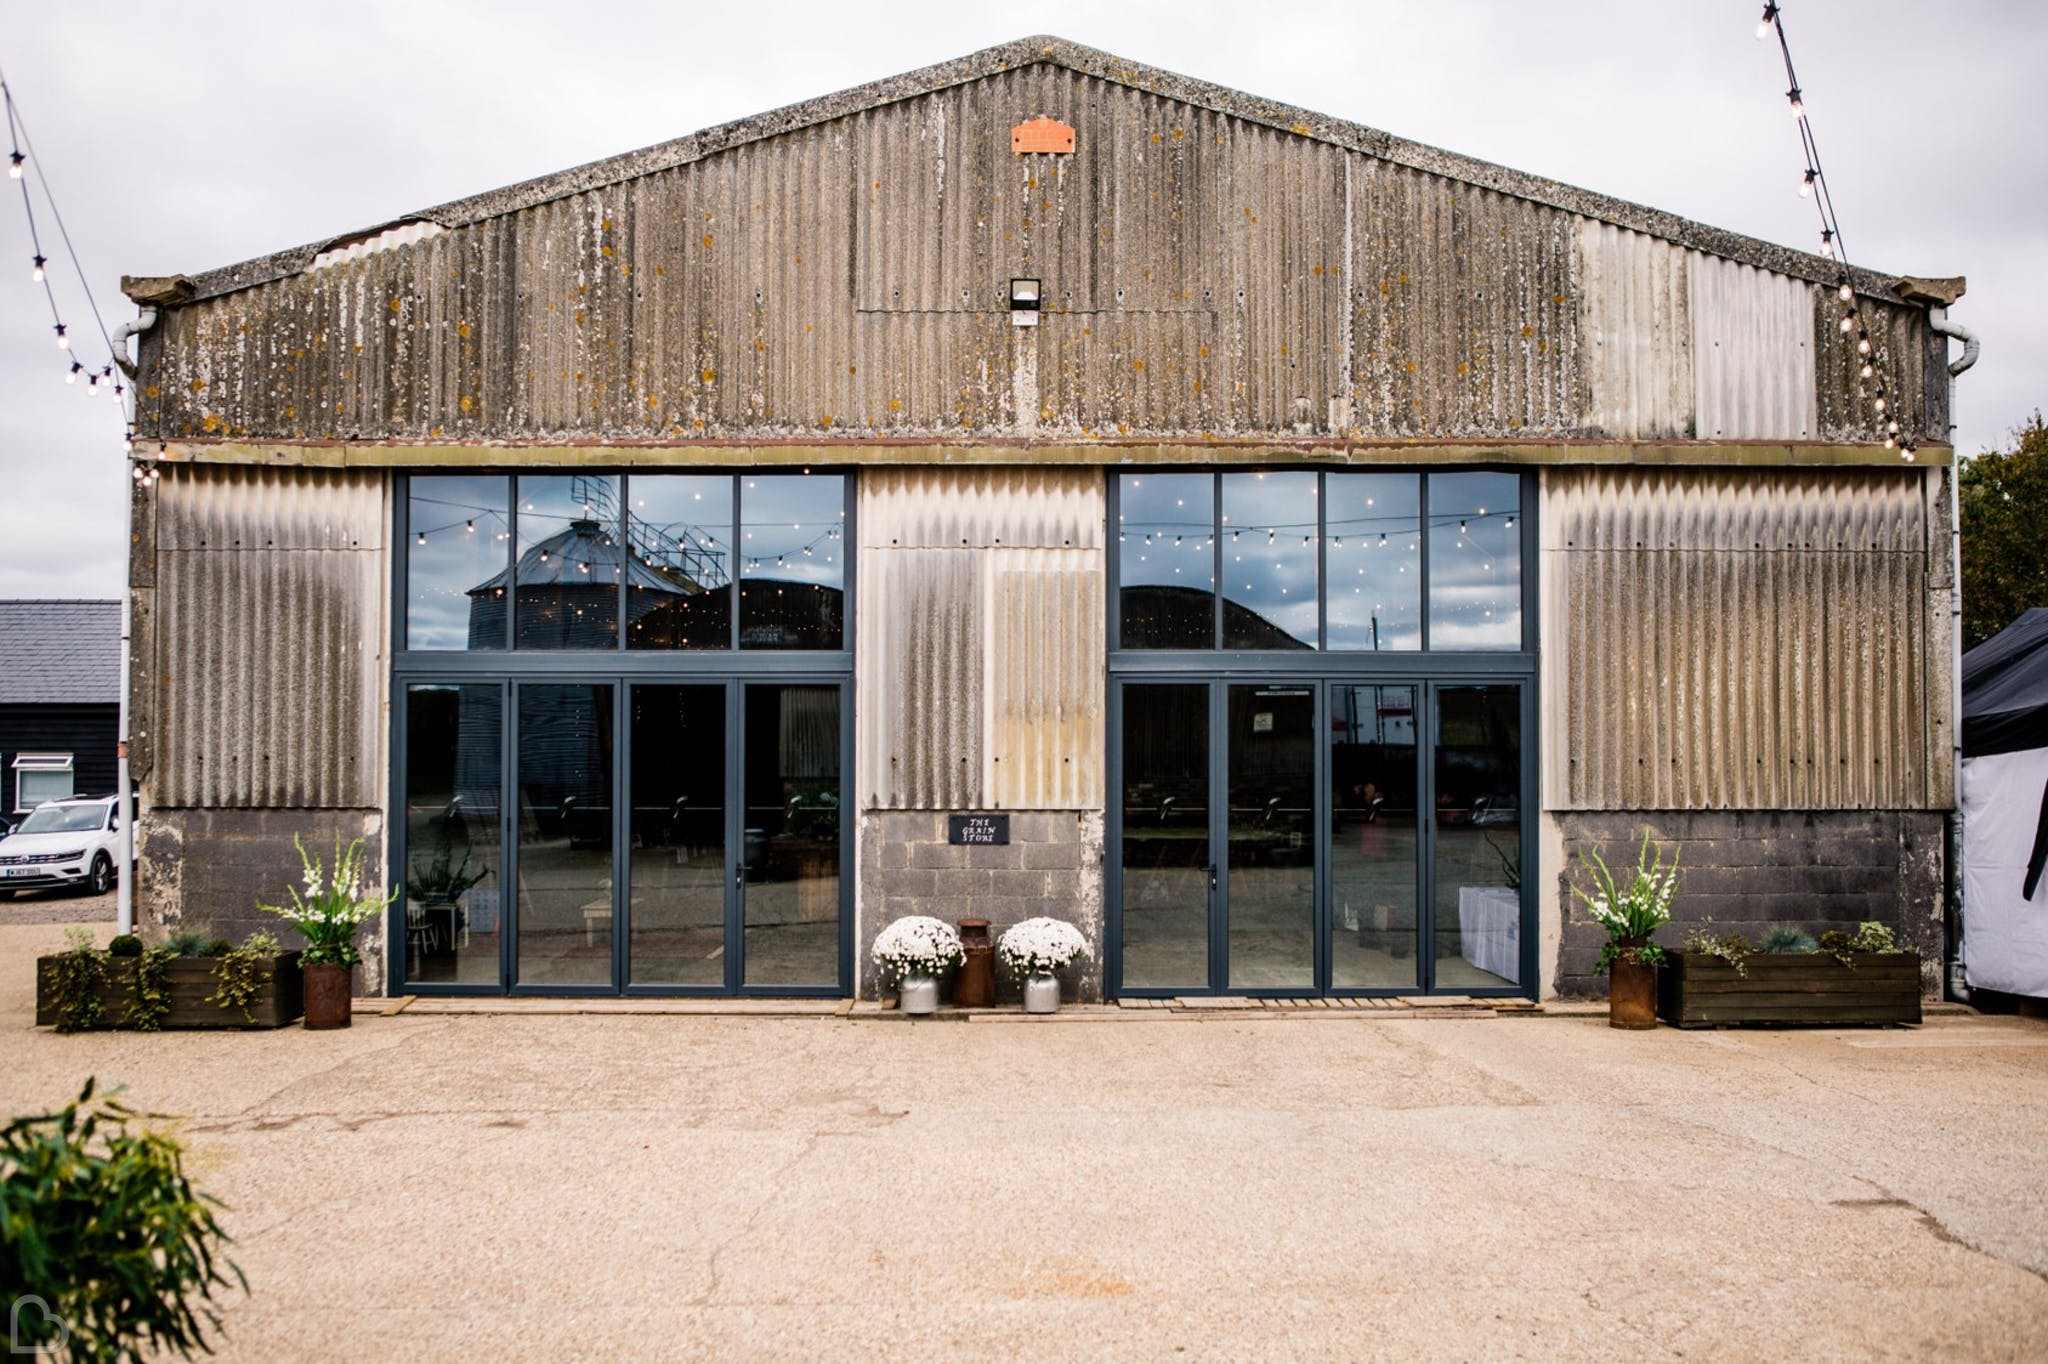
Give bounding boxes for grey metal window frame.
[389,471,856,998]
[1104,469,1539,999]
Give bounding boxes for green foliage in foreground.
[1,1080,243,1361]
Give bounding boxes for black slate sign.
[947,814,1010,846]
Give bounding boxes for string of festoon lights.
[1756,3,1915,460]
[1,72,150,480]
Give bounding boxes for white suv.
[0,796,122,898]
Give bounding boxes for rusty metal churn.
[955,918,996,1008]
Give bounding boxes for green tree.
[1960,413,2048,649]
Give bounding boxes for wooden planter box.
[1657,951,1921,1029]
[36,952,304,1030]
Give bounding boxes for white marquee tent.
[1960,608,2048,999]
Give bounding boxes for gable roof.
[165,35,1939,309]
[0,601,121,706]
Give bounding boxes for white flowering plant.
[996,917,1091,979]
[871,915,965,984]
[1570,830,1679,974]
[256,833,398,968]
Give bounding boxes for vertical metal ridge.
[1573,221,1691,440]
[153,465,384,808]
[1690,251,1816,440]
[1545,465,1933,811]
[859,468,1104,811]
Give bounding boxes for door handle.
[1205,864,1218,892]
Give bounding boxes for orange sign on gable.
[1011,117,1076,154]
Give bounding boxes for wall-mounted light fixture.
[1009,277,1041,327]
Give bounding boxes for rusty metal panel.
[858,467,1104,810]
[985,548,1104,810]
[153,465,386,808]
[1690,252,1816,440]
[1544,465,1936,811]
[1573,222,1690,440]
[856,548,982,811]
[1815,291,1932,445]
[1348,160,1581,439]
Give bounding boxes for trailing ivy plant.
[1682,922,1757,977]
[0,1078,244,1360]
[1818,921,1903,967]
[206,930,283,1025]
[126,945,176,1032]
[46,926,106,1034]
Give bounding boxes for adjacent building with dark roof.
[0,600,120,818]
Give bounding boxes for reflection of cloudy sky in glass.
[1221,472,1318,647]
[407,474,509,650]
[1427,472,1521,649]
[630,475,731,589]
[740,475,845,589]
[519,474,621,582]
[1326,473,1420,651]
[1119,473,1215,591]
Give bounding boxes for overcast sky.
[1,0,2041,600]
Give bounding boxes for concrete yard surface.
[4,917,2047,1360]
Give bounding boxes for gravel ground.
[0,886,116,926]
[5,916,2046,1361]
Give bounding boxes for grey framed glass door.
[1112,677,1529,996]
[396,677,846,996]
[1114,679,1316,995]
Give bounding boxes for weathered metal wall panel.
[139,61,1922,449]
[1689,252,1816,441]
[858,468,1104,811]
[1543,465,1936,811]
[152,465,386,808]
[1573,222,1689,440]
[1814,291,1930,444]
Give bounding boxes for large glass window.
[742,684,842,985]
[407,475,510,650]
[402,472,849,654]
[13,753,74,812]
[1115,470,1524,652]
[1117,474,1215,648]
[1221,473,1318,649]
[1433,684,1522,988]
[1326,474,1421,651]
[1426,472,1522,651]
[739,477,847,650]
[627,476,732,650]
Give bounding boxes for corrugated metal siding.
[1689,252,1816,440]
[1814,292,1929,444]
[858,468,1103,810]
[1543,465,1935,811]
[1573,222,1689,440]
[139,63,1914,448]
[153,465,385,808]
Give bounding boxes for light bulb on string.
[1819,230,1835,259]
[54,324,67,350]
[416,532,427,546]
[1756,2,1778,39]
[65,361,80,384]
[1837,279,1853,302]
[1799,169,1817,198]
[1859,360,1874,380]
[7,150,21,178]
[1786,87,1803,118]
[30,254,44,283]
[1857,333,1872,357]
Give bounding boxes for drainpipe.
[109,306,158,937]
[1929,307,1977,999]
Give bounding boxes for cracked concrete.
[4,916,2046,1359]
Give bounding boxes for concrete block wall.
[1552,810,1944,998]
[137,806,389,995]
[857,810,1104,1002]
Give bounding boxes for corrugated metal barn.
[120,36,1965,1000]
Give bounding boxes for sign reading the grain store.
[947,814,1011,846]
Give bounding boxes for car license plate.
[4,867,36,877]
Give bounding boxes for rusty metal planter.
[35,953,304,1030]
[1657,951,1921,1029]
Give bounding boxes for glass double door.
[400,680,845,994]
[1115,679,1526,996]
